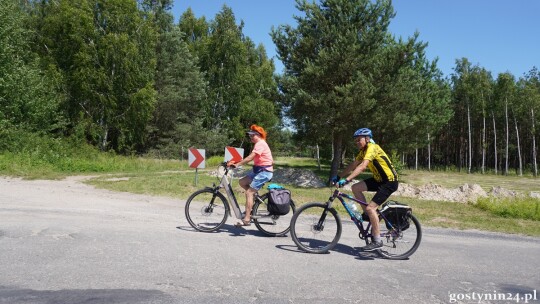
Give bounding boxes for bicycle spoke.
[377,214,422,259]
[290,203,342,253]
[185,189,228,232]
[252,195,295,236]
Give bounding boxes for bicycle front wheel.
[290,202,342,253]
[377,213,422,260]
[252,194,296,237]
[185,188,229,232]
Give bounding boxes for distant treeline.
[0,0,538,177]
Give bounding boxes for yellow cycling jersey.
[355,143,398,182]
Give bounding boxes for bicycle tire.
[376,213,422,260]
[185,188,229,232]
[252,193,296,237]
[290,202,342,254]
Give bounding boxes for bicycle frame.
[211,165,264,219]
[208,167,242,219]
[327,188,394,239]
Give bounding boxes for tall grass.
[475,197,540,221]
[0,129,180,178]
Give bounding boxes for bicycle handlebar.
[218,162,243,176]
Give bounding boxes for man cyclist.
[334,128,399,251]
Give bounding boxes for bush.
[389,150,405,176]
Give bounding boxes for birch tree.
[494,73,516,175]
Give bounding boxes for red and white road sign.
[224,146,244,163]
[188,148,205,168]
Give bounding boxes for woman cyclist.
[227,124,274,227]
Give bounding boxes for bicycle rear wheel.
[377,213,422,259]
[185,189,229,232]
[252,193,296,237]
[290,202,342,254]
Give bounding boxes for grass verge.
[1,132,539,237]
[86,166,540,237]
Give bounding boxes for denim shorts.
[247,170,273,191]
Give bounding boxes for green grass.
[475,197,540,221]
[1,132,539,236]
[85,161,540,237]
[0,130,182,179]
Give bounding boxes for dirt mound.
[488,186,518,198]
[395,183,488,203]
[271,168,327,188]
[211,168,532,202]
[209,167,327,188]
[394,183,527,203]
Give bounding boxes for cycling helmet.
[353,128,372,138]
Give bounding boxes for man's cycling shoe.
[362,241,383,251]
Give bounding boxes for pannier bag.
[266,184,291,215]
[380,200,412,231]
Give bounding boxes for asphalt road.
[1,177,539,304]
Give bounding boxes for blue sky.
[171,0,539,79]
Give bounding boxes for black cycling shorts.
[364,178,399,205]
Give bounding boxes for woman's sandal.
[234,219,251,227]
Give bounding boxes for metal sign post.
[188,148,205,186]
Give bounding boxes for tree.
[178,8,209,56]
[181,5,280,145]
[450,59,495,174]
[494,73,517,175]
[272,0,450,179]
[140,1,213,157]
[518,67,540,177]
[34,0,157,152]
[0,0,63,133]
[469,67,493,174]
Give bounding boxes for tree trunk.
[482,111,486,174]
[329,133,343,183]
[341,147,347,168]
[481,92,486,174]
[492,111,498,174]
[505,98,509,175]
[427,133,431,171]
[415,147,418,170]
[467,103,472,174]
[100,128,108,151]
[99,112,108,151]
[316,144,321,170]
[532,108,538,177]
[513,111,523,176]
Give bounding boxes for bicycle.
[185,162,296,236]
[289,185,422,259]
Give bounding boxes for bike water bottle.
[349,202,363,222]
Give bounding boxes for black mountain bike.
[185,162,296,236]
[289,187,422,259]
